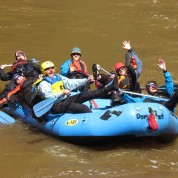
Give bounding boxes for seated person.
[92,40,142,93]
[145,59,174,98]
[0,50,42,99]
[60,47,90,91]
[37,61,119,114]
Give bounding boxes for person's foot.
[104,72,119,93]
[112,72,119,91]
[92,64,99,80]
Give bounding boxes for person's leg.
[164,90,178,112]
[52,101,91,114]
[133,82,142,93]
[65,87,110,104]
[65,75,119,104]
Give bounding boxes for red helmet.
[114,62,125,71]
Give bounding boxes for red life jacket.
[11,59,28,73]
[130,56,137,69]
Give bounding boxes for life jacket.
[70,60,89,76]
[117,76,130,89]
[131,51,142,76]
[0,83,23,106]
[43,74,65,94]
[11,59,28,73]
[31,78,43,93]
[12,59,41,78]
[130,56,137,69]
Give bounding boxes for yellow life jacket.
[43,74,65,94]
[118,75,130,89]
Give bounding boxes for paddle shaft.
[141,84,178,90]
[100,67,111,75]
[122,90,168,100]
[0,64,12,67]
[5,64,12,67]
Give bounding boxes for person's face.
[71,53,81,61]
[16,53,27,61]
[44,67,55,78]
[117,66,126,76]
[148,83,158,94]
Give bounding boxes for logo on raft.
[136,113,164,120]
[65,119,79,126]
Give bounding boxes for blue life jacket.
[43,74,65,94]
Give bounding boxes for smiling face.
[44,67,55,78]
[71,53,81,61]
[117,66,127,76]
[146,82,158,95]
[15,51,27,61]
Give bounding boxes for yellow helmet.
[41,61,55,74]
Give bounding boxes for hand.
[70,66,75,72]
[109,73,115,79]
[158,59,166,71]
[88,75,95,82]
[118,88,122,94]
[122,40,131,50]
[96,64,101,71]
[38,74,43,78]
[64,89,71,95]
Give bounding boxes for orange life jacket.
[70,60,89,76]
[0,78,27,105]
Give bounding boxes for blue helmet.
[71,47,81,55]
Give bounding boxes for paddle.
[0,111,15,124]
[0,64,12,68]
[5,64,12,67]
[141,84,178,90]
[33,78,90,117]
[121,90,168,100]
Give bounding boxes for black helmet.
[145,81,158,95]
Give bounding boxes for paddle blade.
[0,111,15,124]
[33,98,57,118]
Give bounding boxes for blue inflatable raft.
[3,98,178,144]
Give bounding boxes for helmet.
[71,47,81,55]
[41,61,55,74]
[145,81,158,95]
[114,62,125,71]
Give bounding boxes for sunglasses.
[149,83,157,89]
[44,67,55,71]
[72,53,81,56]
